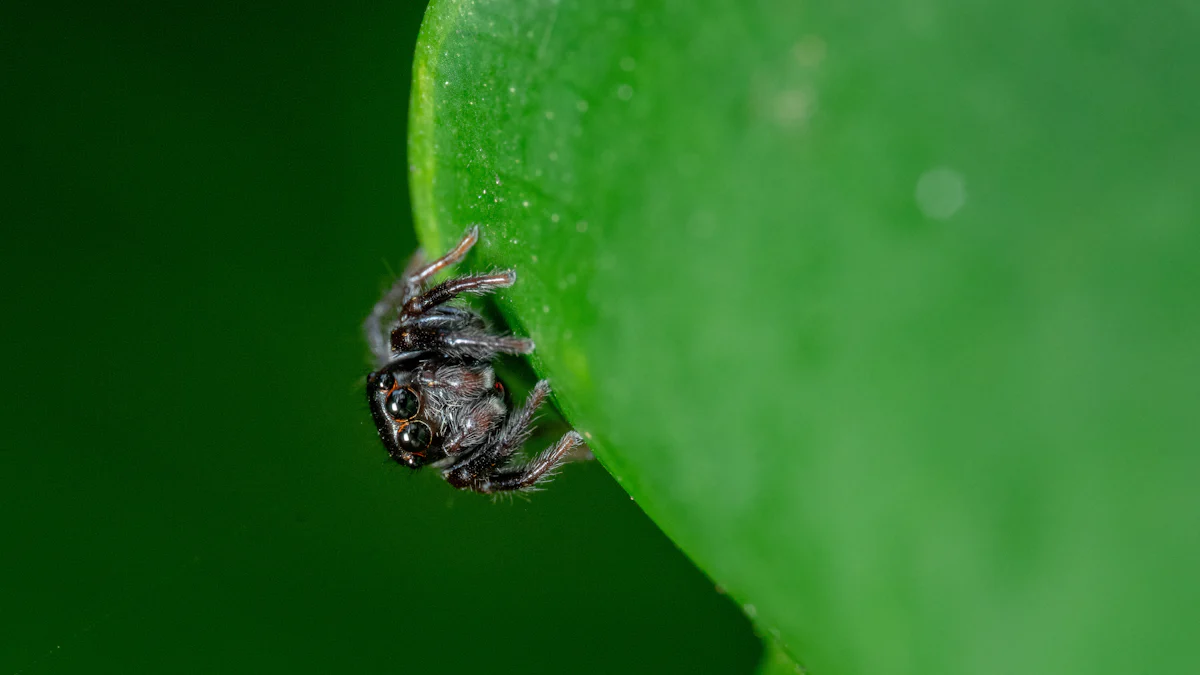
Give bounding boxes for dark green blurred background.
[1,3,759,672]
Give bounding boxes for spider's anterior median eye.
[386,387,420,420]
[398,420,432,452]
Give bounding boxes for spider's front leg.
[401,271,516,317]
[364,226,481,364]
[393,270,533,359]
[443,380,585,493]
[404,225,479,295]
[391,315,532,359]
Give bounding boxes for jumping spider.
[364,226,584,493]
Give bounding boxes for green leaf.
[409,1,1200,672]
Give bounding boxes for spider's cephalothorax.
[364,226,584,494]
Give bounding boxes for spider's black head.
[367,364,436,470]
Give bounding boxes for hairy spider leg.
[441,379,548,475]
[491,378,552,455]
[402,271,516,316]
[437,396,506,459]
[364,226,481,365]
[364,279,411,364]
[393,271,527,359]
[443,380,583,492]
[408,307,486,330]
[441,333,534,355]
[404,225,479,293]
[449,430,585,493]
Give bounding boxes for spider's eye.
[376,371,395,391]
[398,420,432,451]
[386,387,420,420]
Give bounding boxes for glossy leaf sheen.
[410,1,1200,672]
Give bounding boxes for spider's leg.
[364,280,408,365]
[444,379,550,475]
[488,378,550,456]
[364,227,481,365]
[366,284,484,365]
[391,314,530,358]
[449,431,585,494]
[444,380,582,492]
[417,360,496,397]
[408,306,487,331]
[399,246,427,282]
[395,331,530,361]
[405,225,479,293]
[437,333,534,358]
[401,271,516,317]
[434,396,506,461]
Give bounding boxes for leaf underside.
[409,1,1200,673]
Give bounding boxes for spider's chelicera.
[363,226,584,493]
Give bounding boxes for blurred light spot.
[619,56,636,72]
[915,167,967,220]
[792,35,827,67]
[575,221,588,233]
[576,99,589,113]
[774,88,814,127]
[617,84,634,101]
